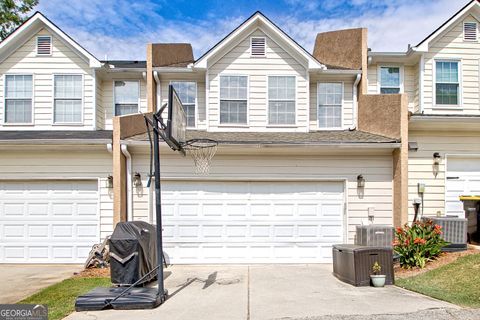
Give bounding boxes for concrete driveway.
[0,264,82,303]
[67,264,458,320]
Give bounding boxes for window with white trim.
[220,75,248,124]
[54,75,82,123]
[379,67,400,94]
[464,22,477,41]
[251,37,266,57]
[37,36,52,55]
[268,76,295,125]
[317,83,342,129]
[114,80,139,116]
[171,81,196,127]
[4,74,33,123]
[435,61,459,105]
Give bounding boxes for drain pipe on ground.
[121,144,133,222]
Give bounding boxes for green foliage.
[19,277,111,320]
[393,219,448,268]
[396,253,480,307]
[0,0,38,40]
[372,261,382,275]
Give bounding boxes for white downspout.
[419,53,425,113]
[351,73,362,130]
[121,144,133,222]
[153,71,161,111]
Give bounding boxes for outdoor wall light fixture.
[357,174,365,188]
[433,152,441,178]
[106,175,113,188]
[133,172,142,187]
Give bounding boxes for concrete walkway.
[0,264,82,303]
[67,264,458,320]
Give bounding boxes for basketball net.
[182,139,218,175]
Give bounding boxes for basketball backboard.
[165,84,186,151]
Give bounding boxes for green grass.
[19,277,111,320]
[396,253,480,307]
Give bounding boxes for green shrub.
[393,219,448,269]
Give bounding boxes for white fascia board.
[412,1,479,52]
[0,12,102,68]
[194,12,325,70]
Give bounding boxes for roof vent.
[251,37,266,57]
[37,36,52,55]
[464,22,477,41]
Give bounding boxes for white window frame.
[2,73,35,125]
[250,36,266,58]
[316,81,344,130]
[52,73,84,125]
[169,80,198,129]
[433,58,462,109]
[218,74,249,126]
[113,79,140,117]
[36,35,52,56]
[377,65,403,94]
[266,75,297,126]
[463,21,478,42]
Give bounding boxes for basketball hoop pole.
[152,113,167,301]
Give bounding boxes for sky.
[34,0,470,60]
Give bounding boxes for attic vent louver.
[251,37,266,57]
[37,36,52,55]
[464,22,477,41]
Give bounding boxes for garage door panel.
[446,157,480,217]
[0,180,99,263]
[160,181,344,263]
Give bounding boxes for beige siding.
[0,29,96,129]
[100,77,147,130]
[408,130,480,221]
[130,148,394,241]
[158,73,207,129]
[208,29,309,132]
[0,147,114,239]
[95,74,104,129]
[309,74,355,129]
[367,63,378,94]
[423,15,480,114]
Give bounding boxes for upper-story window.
[435,61,459,105]
[171,81,196,128]
[464,22,477,41]
[317,82,342,129]
[379,66,401,94]
[220,75,248,124]
[268,76,295,125]
[114,80,139,116]
[4,74,33,124]
[54,75,82,123]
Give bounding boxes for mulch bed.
[74,267,111,278]
[394,245,480,279]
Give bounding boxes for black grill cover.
[109,221,157,286]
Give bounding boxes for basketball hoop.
[182,139,218,175]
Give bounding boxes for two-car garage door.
[0,180,99,263]
[161,180,345,264]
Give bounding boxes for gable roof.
[0,12,101,68]
[194,11,326,70]
[413,0,480,52]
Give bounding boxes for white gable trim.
[413,0,479,52]
[0,12,101,68]
[194,12,325,70]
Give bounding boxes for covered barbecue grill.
[109,221,157,286]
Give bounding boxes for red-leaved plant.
[393,219,448,269]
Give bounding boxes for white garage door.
[0,180,99,263]
[160,181,345,263]
[446,157,480,217]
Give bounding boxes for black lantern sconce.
[433,152,441,178]
[133,172,142,187]
[106,175,113,188]
[357,174,365,188]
